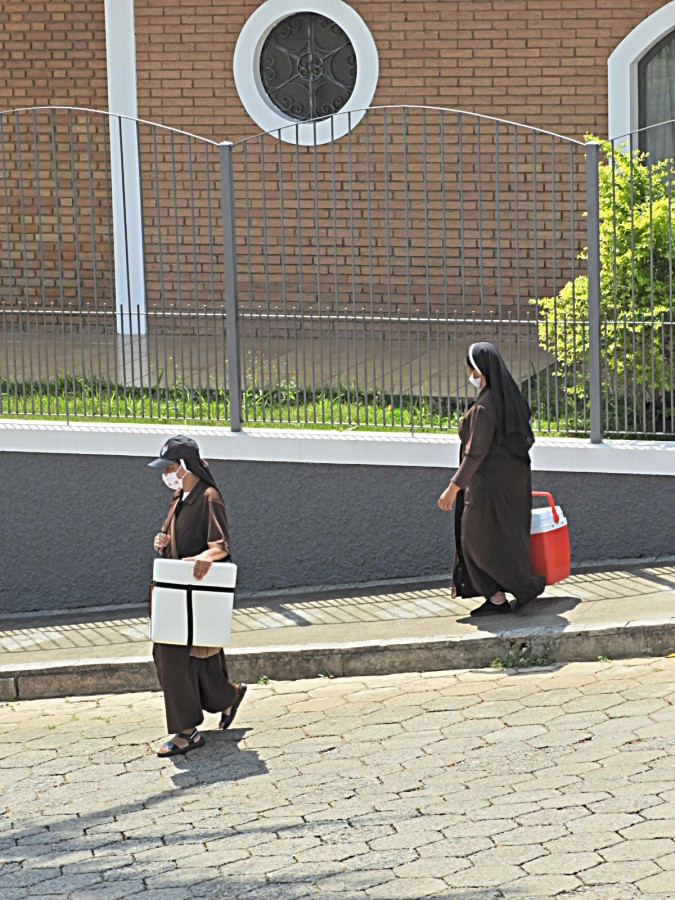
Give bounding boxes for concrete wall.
[2,451,673,614]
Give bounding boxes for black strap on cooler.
[151,580,234,647]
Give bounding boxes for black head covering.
[148,434,220,492]
[467,342,535,460]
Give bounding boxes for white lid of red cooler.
[530,505,567,534]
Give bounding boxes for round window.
[260,13,357,122]
[234,0,379,146]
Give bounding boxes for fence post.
[219,140,242,432]
[585,140,603,444]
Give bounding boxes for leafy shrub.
[534,139,674,432]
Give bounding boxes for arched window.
[638,29,675,161]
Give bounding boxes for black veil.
[183,457,220,493]
[468,341,535,460]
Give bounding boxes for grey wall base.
[2,452,674,614]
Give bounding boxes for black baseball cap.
[148,435,202,469]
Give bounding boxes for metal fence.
[0,105,673,439]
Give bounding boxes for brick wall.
[0,3,111,311]
[133,0,660,143]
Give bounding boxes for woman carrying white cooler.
[148,435,246,757]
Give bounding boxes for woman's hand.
[183,552,213,581]
[153,532,171,552]
[438,483,460,511]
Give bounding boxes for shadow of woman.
[165,727,268,788]
[455,593,582,636]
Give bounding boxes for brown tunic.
[451,390,545,602]
[160,480,230,658]
[153,478,237,733]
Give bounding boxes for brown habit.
[451,392,545,603]
[152,479,237,733]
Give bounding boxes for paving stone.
[365,877,449,898]
[392,856,471,878]
[580,860,662,885]
[523,851,603,875]
[443,863,525,888]
[508,873,583,896]
[314,868,393,892]
[637,872,675,893]
[600,838,675,862]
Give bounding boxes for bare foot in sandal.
[156,727,205,757]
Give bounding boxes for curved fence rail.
[0,105,672,438]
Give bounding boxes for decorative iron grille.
[260,13,357,122]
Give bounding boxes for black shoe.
[469,599,512,618]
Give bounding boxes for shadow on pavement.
[166,727,268,787]
[455,594,582,635]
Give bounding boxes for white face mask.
[161,461,187,491]
[469,372,483,390]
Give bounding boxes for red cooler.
[530,491,570,585]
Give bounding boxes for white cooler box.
[150,558,237,647]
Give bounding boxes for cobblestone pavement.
[1,658,674,899]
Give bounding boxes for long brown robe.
[153,479,237,733]
[451,391,545,603]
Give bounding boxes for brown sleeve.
[206,492,230,557]
[451,404,496,489]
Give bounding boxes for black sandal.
[157,728,205,757]
[219,683,247,730]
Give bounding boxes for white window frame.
[608,1,675,141]
[233,0,379,145]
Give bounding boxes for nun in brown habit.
[438,342,545,617]
[148,435,247,757]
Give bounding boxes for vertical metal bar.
[476,117,484,316]
[586,141,603,443]
[219,141,242,431]
[277,131,291,423]
[241,141,252,422]
[151,127,167,413]
[365,110,375,428]
[329,117,337,424]
[152,305,160,420]
[422,109,433,417]
[514,127,521,380]
[205,145,216,417]
[403,109,412,428]
[608,139,618,435]
[495,123,502,318]
[383,109,392,426]
[101,113,114,411]
[187,138,199,419]
[83,113,101,408]
[32,110,48,403]
[348,112,358,423]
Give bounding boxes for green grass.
[0,375,461,431]
[1,375,578,435]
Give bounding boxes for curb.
[2,618,674,701]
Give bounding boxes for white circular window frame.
[233,0,379,145]
[608,1,675,141]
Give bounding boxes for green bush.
[534,139,674,432]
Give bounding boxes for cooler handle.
[532,491,560,524]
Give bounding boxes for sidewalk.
[1,563,674,700]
